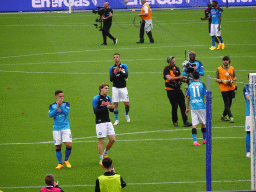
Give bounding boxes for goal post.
[249,73,256,190]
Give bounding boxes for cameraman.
[101,2,117,46]
[163,56,192,128]
[182,51,205,83]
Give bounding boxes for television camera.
[92,7,104,31]
[182,60,196,86]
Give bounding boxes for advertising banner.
[0,0,255,12]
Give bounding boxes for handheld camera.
[182,60,195,86]
[92,7,104,31]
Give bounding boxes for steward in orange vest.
[215,56,237,123]
[136,0,154,44]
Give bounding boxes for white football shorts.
[96,122,115,138]
[112,87,129,103]
[53,129,72,145]
[191,109,206,126]
[210,24,221,37]
[245,116,251,131]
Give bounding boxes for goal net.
[250,73,256,190]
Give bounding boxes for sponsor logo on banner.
[91,0,97,6]
[127,0,182,5]
[32,0,90,8]
[222,0,252,2]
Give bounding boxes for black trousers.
[139,20,154,43]
[167,89,188,124]
[102,21,115,44]
[221,90,234,118]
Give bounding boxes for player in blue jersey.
[209,1,224,50]
[92,83,116,165]
[243,74,255,158]
[48,90,72,169]
[182,51,205,82]
[109,53,130,125]
[186,71,207,146]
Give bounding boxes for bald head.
[141,0,146,4]
[104,2,109,8]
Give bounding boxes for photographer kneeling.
[101,2,117,46]
[163,56,192,128]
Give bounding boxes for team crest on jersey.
[225,72,229,76]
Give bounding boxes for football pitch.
[0,7,255,192]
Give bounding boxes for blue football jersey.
[109,63,129,88]
[49,102,70,131]
[210,8,222,24]
[92,94,113,124]
[243,85,251,116]
[187,82,207,110]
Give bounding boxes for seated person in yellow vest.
[95,158,126,192]
[137,0,154,43]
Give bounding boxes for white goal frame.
[250,73,256,190]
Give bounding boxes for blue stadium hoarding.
[0,0,255,12]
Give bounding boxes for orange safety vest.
[141,3,152,20]
[164,66,181,91]
[217,66,236,92]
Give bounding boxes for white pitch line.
[0,136,244,145]
[1,55,256,66]
[0,69,250,74]
[1,44,256,59]
[0,125,244,146]
[74,136,244,143]
[1,18,255,27]
[74,125,244,140]
[0,179,250,189]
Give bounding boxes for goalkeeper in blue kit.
[49,90,72,169]
[186,71,207,146]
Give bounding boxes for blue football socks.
[114,110,118,120]
[64,147,72,161]
[192,134,197,142]
[203,132,206,140]
[56,149,62,164]
[218,36,223,44]
[211,37,215,47]
[125,108,129,115]
[246,134,250,152]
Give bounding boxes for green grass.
[0,7,256,192]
